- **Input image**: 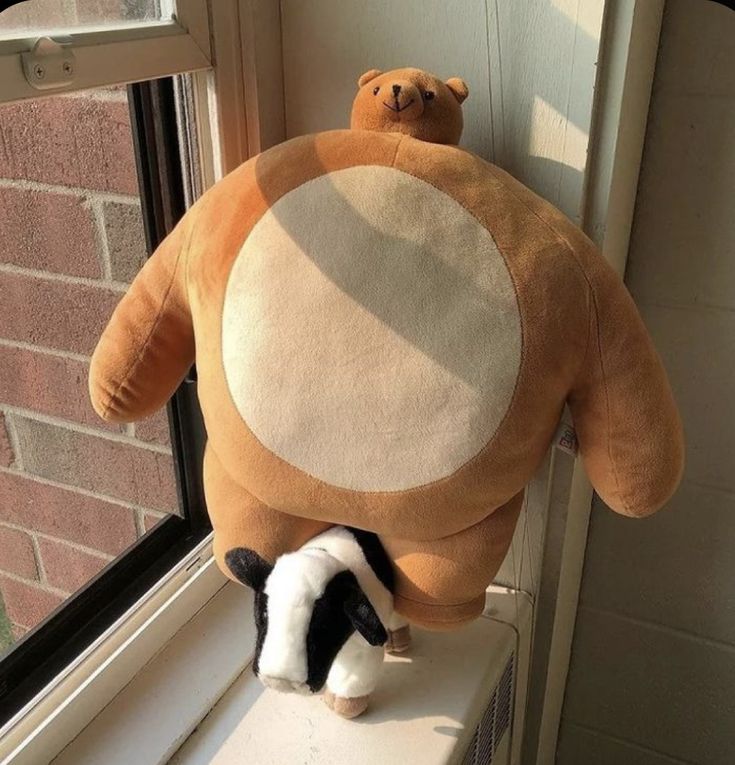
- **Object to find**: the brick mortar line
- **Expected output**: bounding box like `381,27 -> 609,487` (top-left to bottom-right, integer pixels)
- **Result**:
0,568 -> 70,599
2,404 -> 173,455
28,533 -> 48,586
88,198 -> 114,282
0,337 -> 90,363
0,465 -> 178,517
0,261 -> 128,292
0,520 -> 115,562
3,412 -> 24,472
134,508 -> 147,538
142,511 -> 168,535
0,177 -> 140,207
146,510 -> 167,519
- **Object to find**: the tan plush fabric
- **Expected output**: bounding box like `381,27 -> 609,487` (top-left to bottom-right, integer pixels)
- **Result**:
89,216 -> 195,421
351,67 -> 467,145
90,68 -> 684,629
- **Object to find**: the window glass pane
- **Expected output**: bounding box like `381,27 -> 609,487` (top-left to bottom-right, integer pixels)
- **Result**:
0,85 -> 179,657
0,1 -> 169,34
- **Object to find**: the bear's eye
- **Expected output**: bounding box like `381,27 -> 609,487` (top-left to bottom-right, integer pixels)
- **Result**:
423,91 -> 435,101
372,86 -> 380,95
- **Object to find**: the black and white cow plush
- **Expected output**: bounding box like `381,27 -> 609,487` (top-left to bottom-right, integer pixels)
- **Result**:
226,526 -> 411,718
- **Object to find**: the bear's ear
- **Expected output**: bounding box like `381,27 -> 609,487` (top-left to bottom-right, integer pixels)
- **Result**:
358,69 -> 383,88
445,77 -> 469,104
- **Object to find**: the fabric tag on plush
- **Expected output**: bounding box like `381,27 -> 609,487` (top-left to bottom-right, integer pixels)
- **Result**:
554,420 -> 578,457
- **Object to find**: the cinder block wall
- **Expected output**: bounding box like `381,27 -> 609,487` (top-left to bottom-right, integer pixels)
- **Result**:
557,2 -> 735,763
0,88 -> 176,642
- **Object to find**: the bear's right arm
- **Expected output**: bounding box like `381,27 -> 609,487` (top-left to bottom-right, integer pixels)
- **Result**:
89,213 -> 195,423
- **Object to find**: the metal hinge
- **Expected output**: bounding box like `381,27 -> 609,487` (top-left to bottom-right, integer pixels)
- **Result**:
21,36 -> 76,91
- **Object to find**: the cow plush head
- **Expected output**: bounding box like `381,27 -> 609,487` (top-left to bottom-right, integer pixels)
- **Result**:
225,546 -> 387,693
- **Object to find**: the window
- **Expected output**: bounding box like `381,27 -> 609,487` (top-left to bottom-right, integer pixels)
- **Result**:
0,0 -> 256,740
0,72 -> 212,721
0,84 -> 181,643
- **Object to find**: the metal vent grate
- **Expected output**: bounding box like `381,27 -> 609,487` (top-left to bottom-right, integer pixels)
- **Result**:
461,653 -> 515,765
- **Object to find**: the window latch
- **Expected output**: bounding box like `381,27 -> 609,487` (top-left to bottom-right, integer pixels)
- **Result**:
21,36 -> 76,91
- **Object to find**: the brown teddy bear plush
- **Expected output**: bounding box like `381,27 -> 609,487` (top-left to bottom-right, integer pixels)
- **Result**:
90,67 -> 684,631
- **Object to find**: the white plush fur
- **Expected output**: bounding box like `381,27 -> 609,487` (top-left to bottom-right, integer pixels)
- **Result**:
326,633 -> 385,699
302,527 -> 393,625
258,549 -> 343,693
258,527 -> 394,700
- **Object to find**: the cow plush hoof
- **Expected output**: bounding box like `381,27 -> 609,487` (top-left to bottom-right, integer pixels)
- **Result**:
323,689 -> 370,719
386,624 -> 412,654
258,674 -> 311,695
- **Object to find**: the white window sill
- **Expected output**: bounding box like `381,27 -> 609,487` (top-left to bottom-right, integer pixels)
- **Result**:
49,581 -> 532,765
48,566 -> 255,765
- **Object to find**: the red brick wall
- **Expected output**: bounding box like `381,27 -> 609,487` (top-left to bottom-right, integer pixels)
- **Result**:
0,88 -> 177,641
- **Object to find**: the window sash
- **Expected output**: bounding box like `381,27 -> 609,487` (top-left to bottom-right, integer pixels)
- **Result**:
0,0 -> 211,105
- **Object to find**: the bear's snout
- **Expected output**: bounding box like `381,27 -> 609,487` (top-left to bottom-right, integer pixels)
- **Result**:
381,79 -> 423,121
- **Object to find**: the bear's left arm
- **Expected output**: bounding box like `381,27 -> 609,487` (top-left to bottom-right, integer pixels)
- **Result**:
567,237 -> 684,517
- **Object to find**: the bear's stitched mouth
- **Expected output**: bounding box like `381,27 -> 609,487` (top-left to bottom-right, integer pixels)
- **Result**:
382,99 -> 415,113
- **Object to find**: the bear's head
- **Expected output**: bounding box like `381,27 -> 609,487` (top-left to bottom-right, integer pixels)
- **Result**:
350,67 -> 468,145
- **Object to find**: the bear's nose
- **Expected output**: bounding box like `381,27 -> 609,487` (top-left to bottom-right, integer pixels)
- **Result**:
392,84 -> 401,97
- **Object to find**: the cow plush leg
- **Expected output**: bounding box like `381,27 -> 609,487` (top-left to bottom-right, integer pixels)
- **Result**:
381,491 -> 524,630
324,634 -> 385,719
203,445 -> 332,580
385,612 -> 411,654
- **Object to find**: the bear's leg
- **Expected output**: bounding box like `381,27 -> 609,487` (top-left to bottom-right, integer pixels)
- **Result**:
203,445 -> 332,583
381,491 -> 524,630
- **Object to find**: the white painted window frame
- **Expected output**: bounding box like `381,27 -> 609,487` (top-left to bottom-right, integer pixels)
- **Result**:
524,2 -> 667,764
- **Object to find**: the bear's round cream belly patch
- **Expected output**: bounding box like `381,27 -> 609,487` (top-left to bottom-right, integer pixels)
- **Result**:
221,166 -> 521,492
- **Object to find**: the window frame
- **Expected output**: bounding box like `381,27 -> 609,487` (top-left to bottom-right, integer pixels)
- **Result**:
0,0 -> 271,753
